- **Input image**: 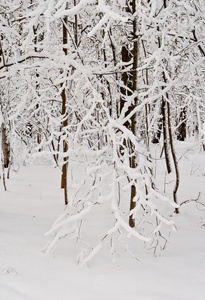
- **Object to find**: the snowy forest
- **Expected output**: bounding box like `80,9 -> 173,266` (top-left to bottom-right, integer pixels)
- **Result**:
0,1 -> 205,299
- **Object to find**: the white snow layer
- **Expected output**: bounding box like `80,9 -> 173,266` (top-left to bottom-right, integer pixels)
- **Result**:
0,142 -> 205,300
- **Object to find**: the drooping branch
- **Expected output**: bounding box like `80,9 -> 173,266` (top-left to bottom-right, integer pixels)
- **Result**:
0,52 -> 48,70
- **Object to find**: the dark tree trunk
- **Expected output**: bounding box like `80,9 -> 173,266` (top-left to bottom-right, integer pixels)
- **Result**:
177,107 -> 186,141
161,95 -> 172,174
152,103 -> 163,144
120,0 -> 138,228
60,15 -> 69,206
1,123 -> 10,168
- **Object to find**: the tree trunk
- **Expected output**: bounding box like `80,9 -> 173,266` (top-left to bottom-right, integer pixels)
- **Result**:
161,95 -> 172,174
177,106 -> 186,141
152,102 -> 163,144
120,1 -> 138,227
32,23 -> 45,149
1,123 -> 10,168
167,100 -> 179,213
0,123 -> 8,191
128,0 -> 138,228
60,14 -> 69,205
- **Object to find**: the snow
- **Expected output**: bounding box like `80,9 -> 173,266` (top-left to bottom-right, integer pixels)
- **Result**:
0,143 -> 205,300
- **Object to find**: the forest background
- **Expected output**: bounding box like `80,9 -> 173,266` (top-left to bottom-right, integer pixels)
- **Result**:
0,1 -> 205,299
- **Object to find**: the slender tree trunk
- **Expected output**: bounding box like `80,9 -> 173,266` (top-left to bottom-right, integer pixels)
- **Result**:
60,14 -> 69,205
158,0 -> 179,212
156,23 -> 172,174
33,24 -> 43,149
74,0 -> 78,46
0,123 -> 8,191
161,95 -> 172,174
128,0 -> 138,228
1,123 -> 10,168
167,100 -> 179,213
161,0 -> 179,210
141,40 -> 150,146
108,28 -> 119,118
0,40 -> 10,172
120,1 -> 138,227
153,1 -> 172,173
177,106 -> 186,141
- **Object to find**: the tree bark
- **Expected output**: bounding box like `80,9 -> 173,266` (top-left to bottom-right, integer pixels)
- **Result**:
167,100 -> 179,213
60,14 -> 69,206
177,106 -> 186,141
120,1 -> 138,227
1,123 -> 10,168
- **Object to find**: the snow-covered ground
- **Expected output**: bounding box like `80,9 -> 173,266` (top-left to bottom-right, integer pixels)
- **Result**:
0,142 -> 205,300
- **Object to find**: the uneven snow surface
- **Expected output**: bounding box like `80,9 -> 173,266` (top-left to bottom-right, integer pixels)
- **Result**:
0,145 -> 205,300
